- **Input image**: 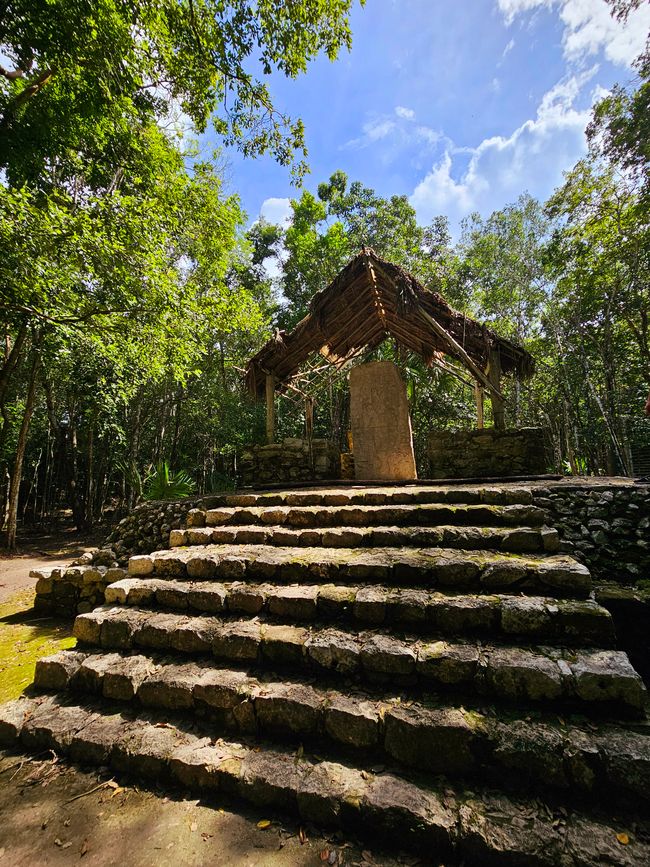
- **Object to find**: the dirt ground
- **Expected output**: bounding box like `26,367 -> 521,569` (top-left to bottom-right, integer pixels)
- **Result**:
0,532 -> 413,867
0,524 -> 107,604
0,752 -> 413,867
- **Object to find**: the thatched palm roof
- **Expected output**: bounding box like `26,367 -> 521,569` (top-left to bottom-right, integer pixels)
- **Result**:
245,249 -> 535,398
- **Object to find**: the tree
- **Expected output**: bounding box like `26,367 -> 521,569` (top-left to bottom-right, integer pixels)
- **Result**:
0,150 -> 256,545
544,158 -> 649,473
587,1 -> 649,200
279,171 -> 430,327
0,0 -> 362,185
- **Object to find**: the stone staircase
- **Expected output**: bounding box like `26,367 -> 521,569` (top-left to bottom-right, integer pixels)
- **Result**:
2,484 -> 650,865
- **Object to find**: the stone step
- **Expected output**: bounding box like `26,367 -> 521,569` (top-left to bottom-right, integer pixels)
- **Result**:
171,523 -> 560,554
199,484 -> 537,509
1,695 -> 647,866
72,607 -> 647,713
129,545 -> 592,598
195,502 -> 549,530
33,649 -> 650,806
104,577 -> 615,647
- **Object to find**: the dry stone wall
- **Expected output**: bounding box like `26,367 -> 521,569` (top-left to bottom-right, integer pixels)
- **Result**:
532,483 -> 650,581
239,438 -> 340,486
428,427 -> 550,478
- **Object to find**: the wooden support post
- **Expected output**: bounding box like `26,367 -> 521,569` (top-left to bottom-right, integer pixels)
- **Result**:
265,374 -> 275,444
488,349 -> 505,430
474,382 -> 484,429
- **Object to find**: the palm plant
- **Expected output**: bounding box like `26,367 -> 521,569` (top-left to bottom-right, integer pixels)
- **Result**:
143,460 -> 195,500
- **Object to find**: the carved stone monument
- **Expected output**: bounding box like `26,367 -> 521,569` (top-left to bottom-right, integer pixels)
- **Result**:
349,360 -> 417,481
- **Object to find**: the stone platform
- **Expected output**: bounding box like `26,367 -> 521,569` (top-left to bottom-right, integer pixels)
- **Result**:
4,484 -> 650,865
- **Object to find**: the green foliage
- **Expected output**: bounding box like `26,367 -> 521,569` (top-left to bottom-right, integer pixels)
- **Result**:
279,172 -> 433,327
0,0 -> 362,185
143,461 -> 196,501
458,194 -> 550,343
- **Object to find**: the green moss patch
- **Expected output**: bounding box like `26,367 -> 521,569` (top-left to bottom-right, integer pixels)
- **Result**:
0,589 -> 75,703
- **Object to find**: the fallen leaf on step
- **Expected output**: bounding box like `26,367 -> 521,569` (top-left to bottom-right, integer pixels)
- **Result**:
80,839 -> 89,857
299,827 -> 307,844
257,820 -> 271,830
320,850 -> 331,861
616,833 -> 629,845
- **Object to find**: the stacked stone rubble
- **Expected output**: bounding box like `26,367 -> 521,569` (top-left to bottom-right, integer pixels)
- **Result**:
7,484 -> 650,865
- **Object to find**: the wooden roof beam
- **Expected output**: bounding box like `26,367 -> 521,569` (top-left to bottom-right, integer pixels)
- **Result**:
416,307 -> 504,400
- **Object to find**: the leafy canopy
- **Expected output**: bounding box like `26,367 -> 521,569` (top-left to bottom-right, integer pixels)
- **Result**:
0,0 -> 361,185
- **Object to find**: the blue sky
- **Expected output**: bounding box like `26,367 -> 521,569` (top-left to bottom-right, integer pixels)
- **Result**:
214,0 -> 648,235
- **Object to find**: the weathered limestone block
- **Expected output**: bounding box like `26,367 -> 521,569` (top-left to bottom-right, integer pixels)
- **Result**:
193,668 -> 252,711
349,361 -> 416,481
323,695 -> 379,749
254,683 -> 322,735
34,650 -> 87,690
361,634 -> 416,677
481,648 -> 563,701
268,585 -> 319,620
187,583 -> 227,613
306,629 -> 360,674
212,622 -> 261,662
69,713 -> 129,765
0,699 -> 30,746
239,438 -> 340,487
128,555 -> 154,575
260,624 -> 308,666
103,655 -> 153,701
383,706 -> 477,774
296,761 -> 357,825
417,641 -> 479,685
227,582 -> 267,614
137,662 -> 197,709
571,650 -> 647,710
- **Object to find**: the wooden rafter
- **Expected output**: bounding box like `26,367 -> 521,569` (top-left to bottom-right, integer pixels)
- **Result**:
244,249 -> 534,400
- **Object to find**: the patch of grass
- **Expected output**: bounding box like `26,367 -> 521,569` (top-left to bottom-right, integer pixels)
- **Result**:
0,590 -> 75,703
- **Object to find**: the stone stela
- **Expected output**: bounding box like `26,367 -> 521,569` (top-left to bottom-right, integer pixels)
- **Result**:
349,360 -> 417,481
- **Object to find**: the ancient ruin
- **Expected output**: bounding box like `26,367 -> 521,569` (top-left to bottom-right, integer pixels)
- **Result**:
244,249 -> 543,483
1,253 -> 649,865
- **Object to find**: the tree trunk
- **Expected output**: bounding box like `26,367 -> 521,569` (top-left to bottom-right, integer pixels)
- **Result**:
0,323 -> 28,407
85,419 -> 95,528
173,386 -> 184,467
6,344 -> 39,550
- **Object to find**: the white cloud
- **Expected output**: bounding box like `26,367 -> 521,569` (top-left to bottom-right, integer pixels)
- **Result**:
344,118 -> 397,149
259,197 -> 292,227
491,77 -> 502,93
410,71 -> 595,227
496,0 -> 650,67
343,112 -> 441,152
497,0 -> 550,26
560,0 -> 650,66
416,125 -> 442,146
502,37 -> 516,57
